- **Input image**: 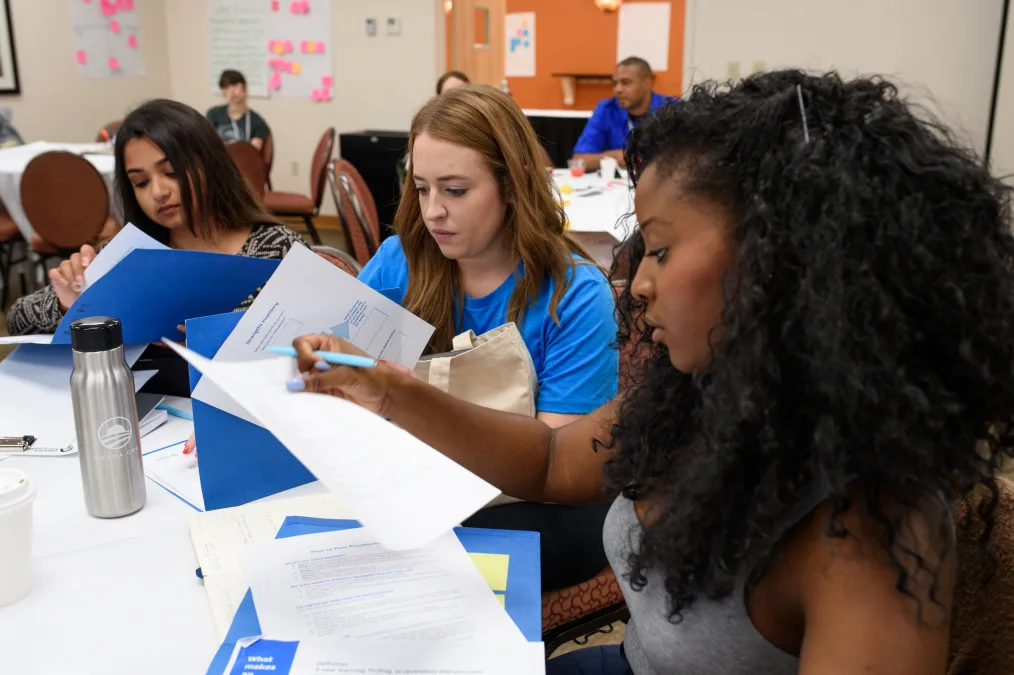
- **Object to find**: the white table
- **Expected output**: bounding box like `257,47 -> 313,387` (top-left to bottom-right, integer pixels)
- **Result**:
0,413 -> 339,674
0,142 -> 118,241
554,169 -> 634,267
0,419 -> 221,675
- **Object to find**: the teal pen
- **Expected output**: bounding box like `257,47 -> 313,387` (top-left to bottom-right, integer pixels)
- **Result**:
267,345 -> 378,368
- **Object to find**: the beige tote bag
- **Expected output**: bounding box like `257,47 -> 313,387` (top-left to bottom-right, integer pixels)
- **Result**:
414,323 -> 538,507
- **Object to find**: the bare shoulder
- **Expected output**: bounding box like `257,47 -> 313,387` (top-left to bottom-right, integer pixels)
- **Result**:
787,486 -> 955,674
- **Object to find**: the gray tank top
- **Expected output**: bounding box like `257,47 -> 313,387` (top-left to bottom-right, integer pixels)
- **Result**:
604,492 -> 825,675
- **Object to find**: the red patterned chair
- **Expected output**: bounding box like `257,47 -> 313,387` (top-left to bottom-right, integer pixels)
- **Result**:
542,568 -> 629,655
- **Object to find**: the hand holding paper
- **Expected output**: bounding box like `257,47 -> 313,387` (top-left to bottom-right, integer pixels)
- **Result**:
165,342 -> 499,550
49,244 -> 96,312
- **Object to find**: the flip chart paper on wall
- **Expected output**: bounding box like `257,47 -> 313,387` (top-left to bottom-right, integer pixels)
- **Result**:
505,13 -> 536,78
208,0 -> 269,97
68,0 -> 144,78
265,0 -> 332,98
616,1 -> 671,73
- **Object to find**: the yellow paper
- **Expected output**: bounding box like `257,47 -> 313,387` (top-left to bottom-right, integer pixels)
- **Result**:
495,593 -> 506,607
468,552 -> 509,592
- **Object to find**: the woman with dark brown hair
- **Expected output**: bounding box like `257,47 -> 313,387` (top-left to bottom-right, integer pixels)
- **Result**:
7,99 -> 304,336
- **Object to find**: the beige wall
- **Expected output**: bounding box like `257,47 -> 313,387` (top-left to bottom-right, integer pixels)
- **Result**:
988,6 -> 1014,182
682,0 -> 1005,157
2,0 -> 172,143
165,0 -> 443,213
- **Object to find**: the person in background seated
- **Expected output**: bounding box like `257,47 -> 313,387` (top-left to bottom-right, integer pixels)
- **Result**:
572,56 -> 675,171
0,112 -> 24,149
291,71 -> 1014,674
353,85 -> 619,591
206,69 -> 269,151
436,69 -> 470,94
7,99 -> 304,338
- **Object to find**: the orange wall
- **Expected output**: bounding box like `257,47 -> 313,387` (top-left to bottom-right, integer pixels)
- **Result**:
505,0 -> 684,110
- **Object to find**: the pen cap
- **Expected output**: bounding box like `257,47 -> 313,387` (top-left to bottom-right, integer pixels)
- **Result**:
70,316 -> 123,353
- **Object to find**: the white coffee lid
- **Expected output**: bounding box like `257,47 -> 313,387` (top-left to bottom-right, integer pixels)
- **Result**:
0,468 -> 35,511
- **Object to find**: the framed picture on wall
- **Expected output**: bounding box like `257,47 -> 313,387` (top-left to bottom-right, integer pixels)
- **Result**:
0,0 -> 18,95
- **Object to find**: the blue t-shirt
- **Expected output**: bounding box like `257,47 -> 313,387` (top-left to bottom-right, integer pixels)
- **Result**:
572,92 -> 676,155
359,237 -> 619,415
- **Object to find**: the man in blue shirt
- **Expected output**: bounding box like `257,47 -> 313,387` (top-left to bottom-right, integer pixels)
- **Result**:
571,56 -> 675,170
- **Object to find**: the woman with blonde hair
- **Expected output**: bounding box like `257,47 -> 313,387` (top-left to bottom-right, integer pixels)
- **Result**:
353,84 -> 619,589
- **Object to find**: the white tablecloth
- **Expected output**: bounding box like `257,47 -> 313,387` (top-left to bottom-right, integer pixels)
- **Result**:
0,412 -> 339,674
0,142 -> 117,241
0,418 -> 219,674
554,169 -> 634,267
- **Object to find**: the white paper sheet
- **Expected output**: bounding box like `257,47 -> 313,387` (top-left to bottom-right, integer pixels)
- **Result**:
144,442 -> 205,511
208,0 -> 269,98
168,343 -> 500,551
192,244 -> 434,427
616,2 -> 671,72
83,223 -> 168,290
0,344 -> 149,456
189,493 -> 353,638
223,637 -> 546,675
140,408 -> 194,455
245,528 -> 524,644
505,13 -> 536,78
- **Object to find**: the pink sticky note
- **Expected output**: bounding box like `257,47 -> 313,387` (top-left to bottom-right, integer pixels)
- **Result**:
317,42 -> 325,54
322,88 -> 332,101
127,35 -> 138,48
271,0 -> 279,10
283,40 -> 292,52
310,89 -> 320,101
101,4 -> 116,16
109,20 -> 121,33
75,50 -> 87,65
119,0 -> 134,8
321,75 -> 332,88
269,72 -> 282,90
289,1 -> 299,12
108,57 -> 120,70
300,40 -> 308,53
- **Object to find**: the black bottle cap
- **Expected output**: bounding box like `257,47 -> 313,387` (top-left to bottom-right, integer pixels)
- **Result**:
70,316 -> 124,353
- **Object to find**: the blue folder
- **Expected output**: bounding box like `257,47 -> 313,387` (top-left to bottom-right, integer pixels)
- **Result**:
185,287 -> 407,511
52,248 -> 279,344
186,311 -> 315,511
206,518 -> 541,675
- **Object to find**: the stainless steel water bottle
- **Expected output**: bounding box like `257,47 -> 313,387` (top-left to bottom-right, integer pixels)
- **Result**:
69,316 -> 146,518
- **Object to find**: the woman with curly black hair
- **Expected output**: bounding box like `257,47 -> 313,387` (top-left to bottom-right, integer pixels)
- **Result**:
289,70 -> 1014,674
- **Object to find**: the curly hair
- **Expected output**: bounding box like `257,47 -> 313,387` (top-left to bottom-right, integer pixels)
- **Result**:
603,70 -> 1014,621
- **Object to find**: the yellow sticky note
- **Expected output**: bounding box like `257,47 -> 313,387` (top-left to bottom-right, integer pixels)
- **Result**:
469,552 -> 509,592
495,593 -> 506,607
292,62 -> 302,75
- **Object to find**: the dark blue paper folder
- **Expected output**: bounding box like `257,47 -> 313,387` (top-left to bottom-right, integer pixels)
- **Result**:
186,311 -> 315,511
53,248 -> 279,344
205,518 -> 541,675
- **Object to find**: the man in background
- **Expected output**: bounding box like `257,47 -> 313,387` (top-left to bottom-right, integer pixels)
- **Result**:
206,70 -> 269,150
571,57 -> 675,170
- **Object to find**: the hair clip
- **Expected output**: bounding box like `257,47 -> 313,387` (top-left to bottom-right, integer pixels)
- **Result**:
796,84 -> 811,144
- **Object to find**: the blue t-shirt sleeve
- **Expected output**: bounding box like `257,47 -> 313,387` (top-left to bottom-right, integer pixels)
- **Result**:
536,263 -> 619,414
357,237 -> 409,305
572,101 -> 611,155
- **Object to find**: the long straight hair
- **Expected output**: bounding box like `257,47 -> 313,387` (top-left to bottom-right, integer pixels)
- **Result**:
397,85 -> 596,353
113,99 -> 281,245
